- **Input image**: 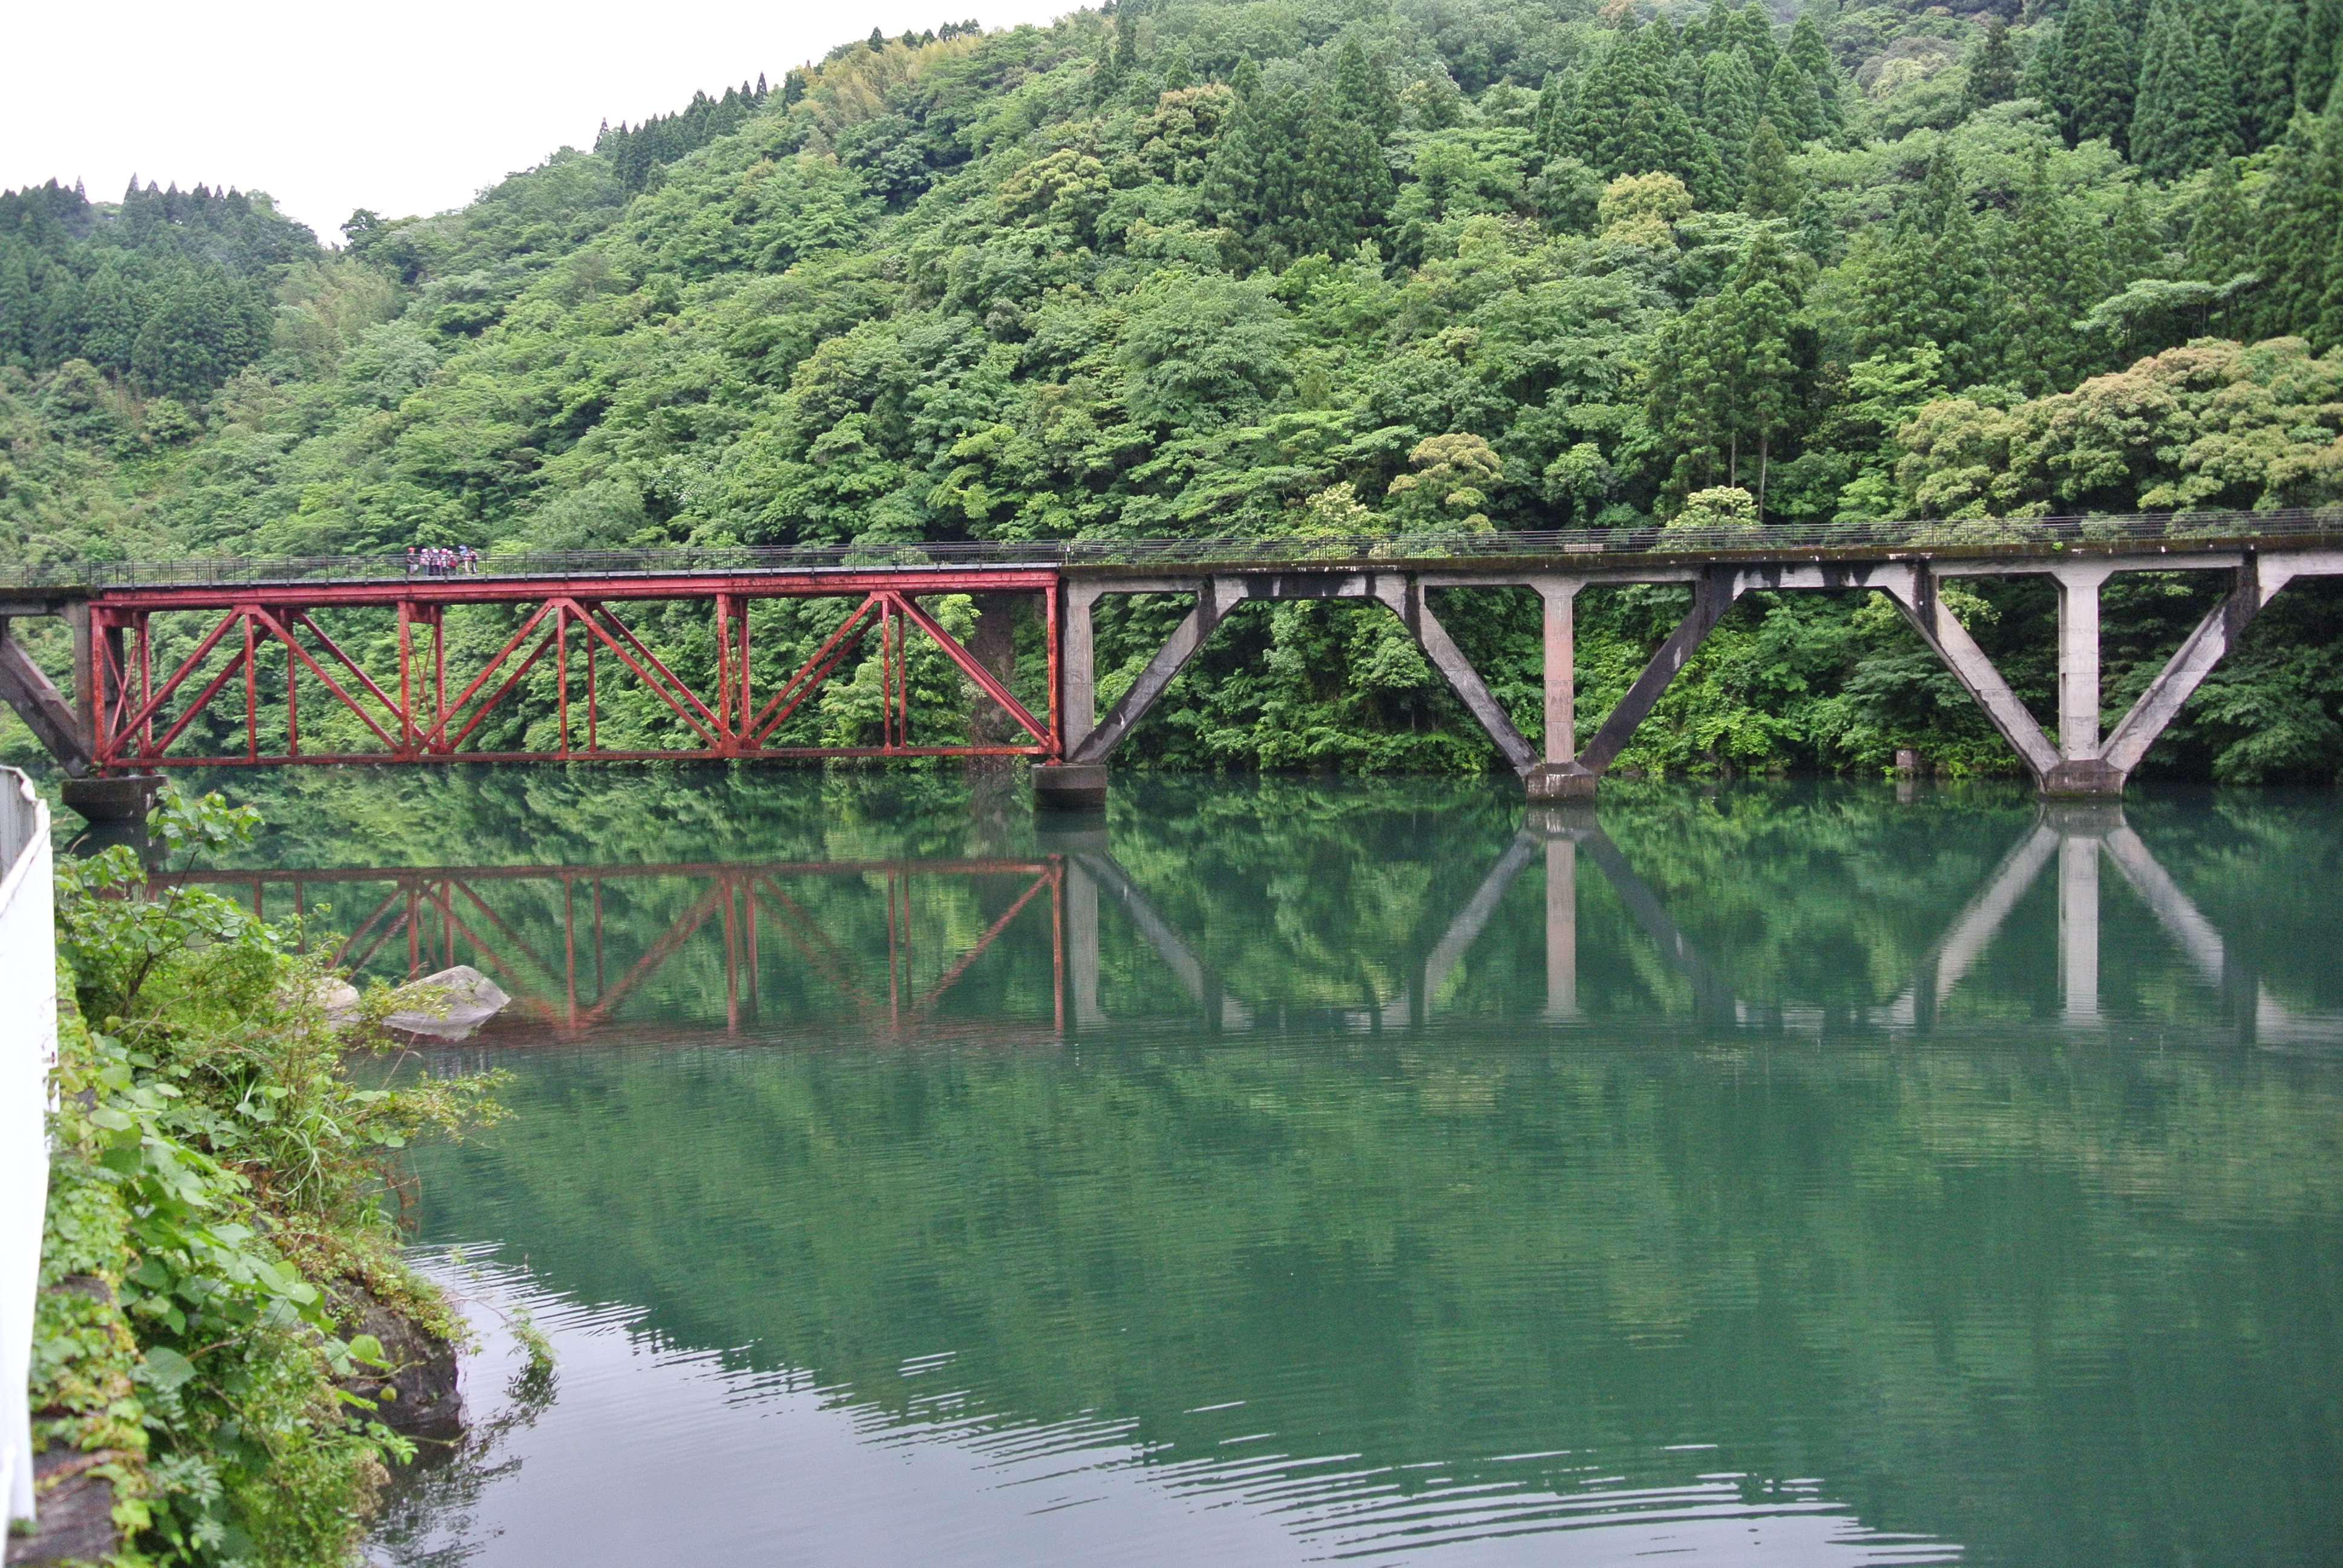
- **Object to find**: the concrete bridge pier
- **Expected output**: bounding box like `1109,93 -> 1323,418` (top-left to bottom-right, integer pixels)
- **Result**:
2045,566 -> 2123,799
1034,581 -> 1110,809
1032,762 -> 1109,811
1523,578 -> 1599,801
1883,554 -> 2343,800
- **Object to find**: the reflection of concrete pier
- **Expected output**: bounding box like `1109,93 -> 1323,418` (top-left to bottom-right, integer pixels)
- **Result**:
1362,798 -> 2329,1039
1044,807 -> 1744,1033
1878,802 -> 2336,1039
2060,826 -> 2100,1021
1040,817 -> 1253,1033
1545,834 -> 1577,1022
1414,832 -> 1542,1027
1524,806 -> 1740,1026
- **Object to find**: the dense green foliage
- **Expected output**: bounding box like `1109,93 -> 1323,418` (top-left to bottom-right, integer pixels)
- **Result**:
0,181 -> 313,400
7,0 -> 2343,780
31,790 -> 502,1565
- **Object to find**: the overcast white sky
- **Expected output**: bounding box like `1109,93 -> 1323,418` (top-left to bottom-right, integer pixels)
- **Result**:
4,0 -> 1079,239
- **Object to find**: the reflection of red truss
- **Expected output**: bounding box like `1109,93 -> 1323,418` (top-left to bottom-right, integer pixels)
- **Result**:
176,858 -> 1066,1039
88,570 -> 1061,766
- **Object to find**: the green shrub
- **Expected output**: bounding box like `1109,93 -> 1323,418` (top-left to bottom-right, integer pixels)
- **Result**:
34,787 -> 505,1566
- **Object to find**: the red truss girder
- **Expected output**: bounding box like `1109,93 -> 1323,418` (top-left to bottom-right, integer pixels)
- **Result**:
174,859 -> 1067,1039
87,573 -> 1063,769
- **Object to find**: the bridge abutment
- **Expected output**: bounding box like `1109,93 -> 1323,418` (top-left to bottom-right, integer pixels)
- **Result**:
2037,759 -> 2129,799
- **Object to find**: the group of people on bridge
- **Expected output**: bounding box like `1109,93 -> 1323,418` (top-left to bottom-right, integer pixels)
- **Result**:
406,544 -> 480,577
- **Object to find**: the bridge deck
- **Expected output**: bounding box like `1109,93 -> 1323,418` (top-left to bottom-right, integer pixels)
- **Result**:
1,509 -> 2339,609
4,510 -> 2342,795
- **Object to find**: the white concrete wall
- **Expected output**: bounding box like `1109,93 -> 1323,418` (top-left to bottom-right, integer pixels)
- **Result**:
0,768 -> 55,1530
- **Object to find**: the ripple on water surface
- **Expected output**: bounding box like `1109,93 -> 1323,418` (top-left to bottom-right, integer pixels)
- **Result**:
372,1254 -> 1962,1567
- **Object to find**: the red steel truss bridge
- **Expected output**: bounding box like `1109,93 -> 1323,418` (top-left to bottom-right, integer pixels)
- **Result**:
10,563 -> 1063,772
5,507 -> 2343,801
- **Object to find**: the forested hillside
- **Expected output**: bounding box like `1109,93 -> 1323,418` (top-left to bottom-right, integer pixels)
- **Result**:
6,0 -> 2343,782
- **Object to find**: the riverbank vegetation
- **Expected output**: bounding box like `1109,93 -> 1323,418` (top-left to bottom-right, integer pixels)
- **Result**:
28,788 -> 503,1564
5,0 -> 2343,781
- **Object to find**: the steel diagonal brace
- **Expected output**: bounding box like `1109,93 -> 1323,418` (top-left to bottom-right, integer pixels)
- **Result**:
246,607 -> 399,750
569,601 -> 723,748
288,611 -> 410,734
431,600 -> 559,750
96,619 -> 133,738
750,596 -> 879,745
888,592 -> 1054,747
447,622 -> 562,752
1071,578 -> 1244,766
110,605 -> 244,751
145,631 -> 256,762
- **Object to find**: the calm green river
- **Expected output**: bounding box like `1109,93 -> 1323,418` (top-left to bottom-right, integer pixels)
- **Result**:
168,769 -> 2343,1566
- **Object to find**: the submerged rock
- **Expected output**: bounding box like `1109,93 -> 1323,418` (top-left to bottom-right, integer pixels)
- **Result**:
336,1282 -> 464,1440
384,965 -> 510,1040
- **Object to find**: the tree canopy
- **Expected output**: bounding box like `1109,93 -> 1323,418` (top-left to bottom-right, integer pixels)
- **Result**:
5,0 -> 2343,784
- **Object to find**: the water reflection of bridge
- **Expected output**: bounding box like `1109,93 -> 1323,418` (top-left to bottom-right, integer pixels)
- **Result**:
180,806 -> 2333,1045
181,858 -> 1070,1042
1869,804 -> 2340,1042
1060,805 -> 2339,1042
1547,803 -> 2337,1041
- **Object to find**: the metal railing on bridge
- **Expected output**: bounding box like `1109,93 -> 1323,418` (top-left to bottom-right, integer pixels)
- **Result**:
7,508 -> 2343,592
